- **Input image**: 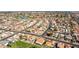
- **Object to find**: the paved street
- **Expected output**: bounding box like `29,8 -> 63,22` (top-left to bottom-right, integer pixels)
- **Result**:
0,11 -> 79,48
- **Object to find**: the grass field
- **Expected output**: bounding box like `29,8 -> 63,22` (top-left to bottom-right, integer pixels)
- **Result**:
9,40 -> 41,48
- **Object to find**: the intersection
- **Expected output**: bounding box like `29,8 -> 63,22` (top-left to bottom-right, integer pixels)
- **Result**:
0,11 -> 79,48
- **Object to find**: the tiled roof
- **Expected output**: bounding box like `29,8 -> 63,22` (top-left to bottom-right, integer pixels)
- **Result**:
36,38 -> 45,45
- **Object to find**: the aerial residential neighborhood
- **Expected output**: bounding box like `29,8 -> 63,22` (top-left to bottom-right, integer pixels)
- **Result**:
0,11 -> 79,48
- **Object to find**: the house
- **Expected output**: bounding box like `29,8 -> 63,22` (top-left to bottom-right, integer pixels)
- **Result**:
74,26 -> 79,41
52,40 -> 56,46
19,34 -> 27,40
66,34 -> 72,40
76,35 -> 79,41
27,35 -> 36,44
36,38 -> 45,45
0,40 -> 10,46
57,42 -> 65,48
45,40 -> 52,47
65,44 -> 71,48
0,44 -> 6,48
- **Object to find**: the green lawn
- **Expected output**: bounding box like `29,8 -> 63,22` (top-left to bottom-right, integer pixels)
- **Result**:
9,40 -> 41,48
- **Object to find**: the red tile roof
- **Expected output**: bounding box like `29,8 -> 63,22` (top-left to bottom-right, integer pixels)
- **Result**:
36,38 -> 45,45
